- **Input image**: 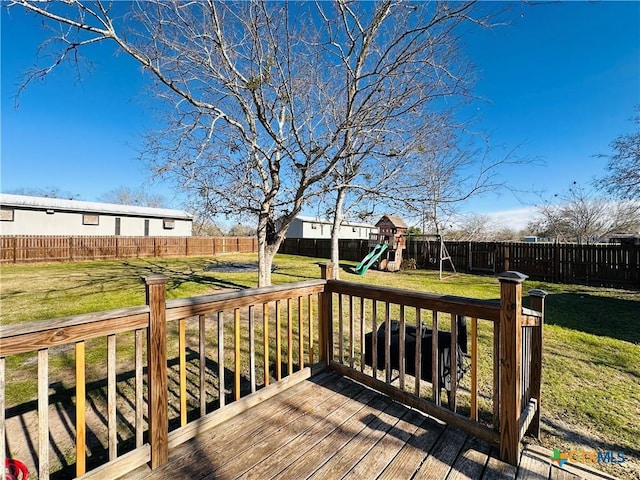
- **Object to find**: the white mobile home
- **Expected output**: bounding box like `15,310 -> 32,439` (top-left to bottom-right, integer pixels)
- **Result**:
0,194 -> 193,236
286,216 -> 377,240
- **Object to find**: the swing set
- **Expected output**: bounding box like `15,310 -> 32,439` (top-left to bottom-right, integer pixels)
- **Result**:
407,234 -> 456,280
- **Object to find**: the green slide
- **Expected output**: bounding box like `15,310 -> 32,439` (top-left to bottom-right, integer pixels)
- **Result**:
355,243 -> 389,275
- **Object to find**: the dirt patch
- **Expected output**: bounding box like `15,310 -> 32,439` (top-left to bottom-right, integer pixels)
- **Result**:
203,262 -> 277,273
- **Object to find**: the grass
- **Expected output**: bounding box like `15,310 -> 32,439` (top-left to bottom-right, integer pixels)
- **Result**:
1,254 -> 638,479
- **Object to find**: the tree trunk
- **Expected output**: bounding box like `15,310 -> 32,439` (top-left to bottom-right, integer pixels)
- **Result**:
256,213 -> 281,287
330,189 -> 347,280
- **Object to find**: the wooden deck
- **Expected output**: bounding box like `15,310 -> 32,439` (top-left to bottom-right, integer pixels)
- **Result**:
126,373 -> 614,480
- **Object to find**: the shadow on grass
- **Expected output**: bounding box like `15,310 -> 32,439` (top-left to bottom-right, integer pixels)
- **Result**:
541,292 -> 640,345
542,416 -> 640,467
128,260 -> 251,291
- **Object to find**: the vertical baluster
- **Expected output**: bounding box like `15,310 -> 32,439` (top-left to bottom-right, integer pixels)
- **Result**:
263,303 -> 270,386
179,318 -> 187,426
359,297 -> 365,373
338,294 -> 344,364
493,318 -> 500,429
287,298 -> 293,375
399,305 -> 406,390
249,306 -> 256,393
385,302 -> 391,384
0,357 -> 5,480
235,308 -> 241,401
415,308 -> 422,396
372,301 -> 378,380
107,334 -> 117,459
432,311 -> 440,405
298,297 -> 304,370
449,314 -> 458,411
38,349 -> 49,479
76,340 -> 86,476
218,312 -> 225,408
276,300 -> 282,381
349,295 -> 355,369
135,329 -> 143,447
471,317 -> 478,421
199,315 -> 207,416
308,295 -> 314,366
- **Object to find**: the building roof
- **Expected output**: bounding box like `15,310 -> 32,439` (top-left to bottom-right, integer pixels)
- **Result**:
0,194 -> 193,220
295,215 -> 376,229
376,214 -> 407,229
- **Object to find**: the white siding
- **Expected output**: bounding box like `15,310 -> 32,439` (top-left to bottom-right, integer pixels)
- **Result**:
286,217 -> 376,239
0,209 -> 192,236
0,194 -> 193,237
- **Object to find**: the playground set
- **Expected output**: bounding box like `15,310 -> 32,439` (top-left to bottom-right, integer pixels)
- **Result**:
355,214 -> 455,279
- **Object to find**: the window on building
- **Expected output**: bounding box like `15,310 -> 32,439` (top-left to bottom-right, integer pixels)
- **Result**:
115,218 -> 121,236
0,209 -> 14,222
144,219 -> 150,236
83,214 -> 99,225
163,219 -> 175,230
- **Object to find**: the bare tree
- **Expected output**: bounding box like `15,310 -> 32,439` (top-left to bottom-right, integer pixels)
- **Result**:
6,186 -> 79,200
228,224 -> 256,237
10,0 -> 492,285
446,213 -> 496,241
529,183 -> 640,244
98,186 -> 165,208
597,108 -> 640,200
191,219 -> 224,237
405,127 -> 526,236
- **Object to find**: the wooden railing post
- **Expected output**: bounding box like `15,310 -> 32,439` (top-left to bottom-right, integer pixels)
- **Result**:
527,288 -> 547,439
498,271 -> 527,466
143,274 -> 169,469
318,264 -> 334,366
319,262 -> 335,281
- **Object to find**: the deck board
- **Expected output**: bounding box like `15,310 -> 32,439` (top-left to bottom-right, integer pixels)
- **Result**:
128,373 -> 618,480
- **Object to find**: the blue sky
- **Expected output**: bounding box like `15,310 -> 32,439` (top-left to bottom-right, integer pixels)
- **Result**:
2,1 -> 639,229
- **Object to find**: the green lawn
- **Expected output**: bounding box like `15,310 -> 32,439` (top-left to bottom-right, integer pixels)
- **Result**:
1,254 -> 638,479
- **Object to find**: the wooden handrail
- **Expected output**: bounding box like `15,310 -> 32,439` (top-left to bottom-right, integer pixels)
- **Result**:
165,280 -> 326,321
0,306 -> 150,356
325,280 -> 500,321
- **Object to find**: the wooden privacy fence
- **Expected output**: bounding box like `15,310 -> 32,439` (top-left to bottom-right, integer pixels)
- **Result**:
280,238 -> 640,289
0,267 -> 543,479
0,236 -> 258,263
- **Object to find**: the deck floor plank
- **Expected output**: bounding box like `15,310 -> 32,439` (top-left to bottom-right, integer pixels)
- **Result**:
240,384 -> 379,480
127,373 -> 617,480
211,378 -> 367,479
481,447 -> 518,480
272,394 -> 394,479
376,414 -> 446,480
305,399 -> 409,480
518,450 -> 552,480
139,373 -> 339,480
413,424 -> 469,478
448,435 -> 493,480
342,408 -> 431,479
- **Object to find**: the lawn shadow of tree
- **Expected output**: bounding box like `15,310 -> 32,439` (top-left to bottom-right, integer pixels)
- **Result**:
538,292 -> 640,345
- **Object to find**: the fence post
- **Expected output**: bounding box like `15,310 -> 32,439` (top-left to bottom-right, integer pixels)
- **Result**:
553,242 -> 560,283
527,288 -> 547,439
143,274 -> 169,469
503,244 -> 510,272
498,271 -> 527,466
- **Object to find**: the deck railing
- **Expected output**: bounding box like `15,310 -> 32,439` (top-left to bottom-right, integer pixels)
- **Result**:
0,267 -> 544,479
321,266 -> 546,466
0,277 -> 326,480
